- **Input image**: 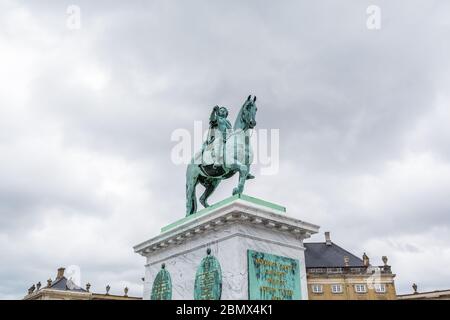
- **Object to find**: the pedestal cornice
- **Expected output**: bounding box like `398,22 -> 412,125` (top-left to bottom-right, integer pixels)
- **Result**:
134,194 -> 319,256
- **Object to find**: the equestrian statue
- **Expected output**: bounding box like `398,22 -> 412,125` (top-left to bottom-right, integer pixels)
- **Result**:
186,95 -> 258,216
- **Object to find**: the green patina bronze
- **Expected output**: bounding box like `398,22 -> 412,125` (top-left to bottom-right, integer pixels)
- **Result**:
151,263 -> 172,300
247,250 -> 301,300
186,95 -> 258,216
194,248 -> 222,300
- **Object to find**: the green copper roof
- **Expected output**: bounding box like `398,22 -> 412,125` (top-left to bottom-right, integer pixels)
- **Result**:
160,194 -> 286,233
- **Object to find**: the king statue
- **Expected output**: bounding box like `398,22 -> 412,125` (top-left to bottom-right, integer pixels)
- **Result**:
186,95 -> 258,216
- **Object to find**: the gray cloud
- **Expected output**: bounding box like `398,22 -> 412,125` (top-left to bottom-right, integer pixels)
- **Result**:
1,0 -> 449,298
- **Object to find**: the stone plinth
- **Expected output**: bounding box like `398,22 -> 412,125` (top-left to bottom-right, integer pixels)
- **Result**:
134,194 -> 319,300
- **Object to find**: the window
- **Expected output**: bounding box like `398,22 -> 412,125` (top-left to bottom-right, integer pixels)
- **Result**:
354,284 -> 367,293
327,268 -> 343,274
308,268 -> 325,274
374,283 -> 386,293
331,284 -> 343,293
311,284 -> 323,293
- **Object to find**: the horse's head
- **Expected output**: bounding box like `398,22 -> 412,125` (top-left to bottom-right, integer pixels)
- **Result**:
235,95 -> 258,130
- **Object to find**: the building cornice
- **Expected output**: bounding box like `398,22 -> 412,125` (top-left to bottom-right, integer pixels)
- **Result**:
397,289 -> 450,300
23,288 -> 91,300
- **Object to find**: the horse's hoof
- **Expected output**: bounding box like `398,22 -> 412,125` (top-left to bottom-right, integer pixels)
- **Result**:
232,188 -> 240,195
199,197 -> 209,208
246,173 -> 255,180
200,201 -> 209,208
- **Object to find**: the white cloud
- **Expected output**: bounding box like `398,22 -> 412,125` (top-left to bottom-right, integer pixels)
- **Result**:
363,226 -> 450,293
1,0 -> 449,299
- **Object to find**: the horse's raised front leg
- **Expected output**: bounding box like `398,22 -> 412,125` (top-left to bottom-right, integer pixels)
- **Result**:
232,164 -> 249,196
246,165 -> 254,180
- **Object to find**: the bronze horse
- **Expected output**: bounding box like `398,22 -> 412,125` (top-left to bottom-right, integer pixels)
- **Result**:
185,95 -> 258,216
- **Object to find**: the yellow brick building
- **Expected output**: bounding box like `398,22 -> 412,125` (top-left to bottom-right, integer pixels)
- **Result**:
304,232 -> 397,300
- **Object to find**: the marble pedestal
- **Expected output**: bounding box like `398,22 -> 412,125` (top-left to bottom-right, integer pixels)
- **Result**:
134,194 -> 319,300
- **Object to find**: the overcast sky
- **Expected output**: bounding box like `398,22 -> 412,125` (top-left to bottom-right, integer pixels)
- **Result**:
1,0 -> 449,299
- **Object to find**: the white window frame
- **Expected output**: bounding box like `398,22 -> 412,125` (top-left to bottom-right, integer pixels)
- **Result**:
331,284 -> 343,294
354,284 -> 367,293
311,284 -> 323,293
374,283 -> 386,293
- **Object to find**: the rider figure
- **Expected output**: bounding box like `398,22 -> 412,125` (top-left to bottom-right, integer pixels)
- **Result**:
208,106 -> 231,168
206,106 -> 254,179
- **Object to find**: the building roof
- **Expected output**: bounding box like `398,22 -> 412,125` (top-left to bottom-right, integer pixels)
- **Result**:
304,242 -> 364,268
24,267 -> 143,300
47,277 -> 87,292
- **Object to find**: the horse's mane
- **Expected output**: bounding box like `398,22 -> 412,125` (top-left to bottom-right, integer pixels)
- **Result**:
233,100 -> 248,130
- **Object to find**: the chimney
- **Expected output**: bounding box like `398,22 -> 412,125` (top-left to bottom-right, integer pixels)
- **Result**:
56,267 -> 65,280
325,231 -> 332,246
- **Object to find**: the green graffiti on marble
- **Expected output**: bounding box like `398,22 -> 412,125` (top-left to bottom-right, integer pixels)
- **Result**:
151,264 -> 172,300
247,250 -> 301,300
194,248 -> 222,300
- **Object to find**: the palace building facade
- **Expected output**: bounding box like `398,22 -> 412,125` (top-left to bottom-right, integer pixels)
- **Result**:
304,232 -> 397,300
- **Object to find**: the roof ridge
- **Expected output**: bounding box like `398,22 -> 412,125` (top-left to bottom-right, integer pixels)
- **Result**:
330,242 -> 364,262
305,241 -> 363,261
304,241 -> 365,268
